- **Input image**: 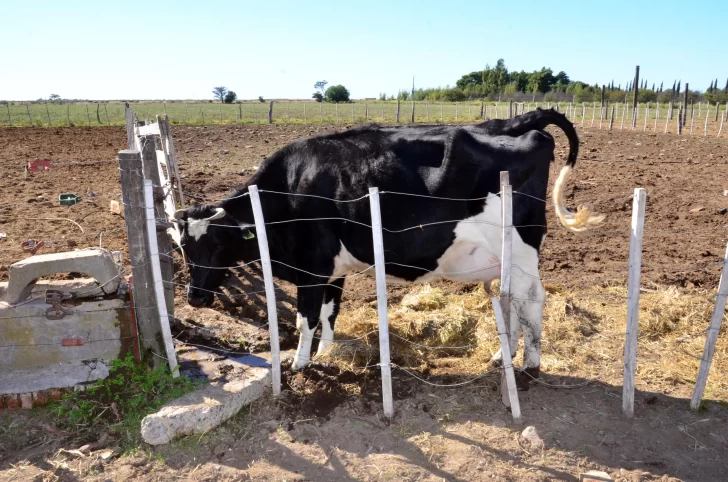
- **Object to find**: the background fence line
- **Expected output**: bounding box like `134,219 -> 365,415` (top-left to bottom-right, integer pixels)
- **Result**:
3,100 -> 728,136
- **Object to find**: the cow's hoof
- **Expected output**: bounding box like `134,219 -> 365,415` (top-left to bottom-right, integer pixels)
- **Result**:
515,367 -> 540,391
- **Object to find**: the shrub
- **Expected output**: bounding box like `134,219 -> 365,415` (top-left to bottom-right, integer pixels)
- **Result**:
325,85 -> 350,103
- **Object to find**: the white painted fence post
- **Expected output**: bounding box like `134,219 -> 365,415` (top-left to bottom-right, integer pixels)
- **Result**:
718,113 -> 725,137
143,179 -> 179,377
500,172 -> 513,342
690,241 -> 728,410
704,105 -> 709,136
654,103 -> 659,132
248,185 -> 282,395
622,188 -> 647,417
368,187 -> 395,418
620,103 -> 626,130
492,296 -> 522,423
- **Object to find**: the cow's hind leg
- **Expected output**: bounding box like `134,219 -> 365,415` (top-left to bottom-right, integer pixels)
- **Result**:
510,270 -> 545,390
315,278 -> 345,357
293,285 -> 325,370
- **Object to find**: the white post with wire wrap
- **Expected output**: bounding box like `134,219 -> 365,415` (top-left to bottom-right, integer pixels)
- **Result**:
368,187 -> 395,418
622,187 -> 647,417
248,185 -> 282,396
499,172 -> 513,339
143,179 -> 179,377
491,296 -> 521,423
691,241 -> 728,410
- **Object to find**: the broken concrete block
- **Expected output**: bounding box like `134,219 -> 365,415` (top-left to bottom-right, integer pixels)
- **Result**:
5,248 -> 120,304
109,199 -> 124,218
141,365 -> 271,445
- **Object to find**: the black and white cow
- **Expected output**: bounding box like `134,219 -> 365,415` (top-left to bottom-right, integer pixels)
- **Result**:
172,108 -> 604,385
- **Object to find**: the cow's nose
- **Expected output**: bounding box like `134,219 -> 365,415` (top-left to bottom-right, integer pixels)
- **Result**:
187,295 -> 207,308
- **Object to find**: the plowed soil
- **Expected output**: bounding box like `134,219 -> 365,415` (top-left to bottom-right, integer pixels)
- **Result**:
1,124 -> 728,481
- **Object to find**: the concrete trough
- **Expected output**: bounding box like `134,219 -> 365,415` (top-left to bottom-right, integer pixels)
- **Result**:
0,249 -> 136,404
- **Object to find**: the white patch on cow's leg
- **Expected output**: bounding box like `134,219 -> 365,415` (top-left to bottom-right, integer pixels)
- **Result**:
315,299 -> 335,357
519,279 -> 545,371
293,313 -> 317,370
510,231 -> 545,372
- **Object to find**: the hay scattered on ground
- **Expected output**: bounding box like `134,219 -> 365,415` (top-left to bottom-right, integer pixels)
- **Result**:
318,281 -> 727,401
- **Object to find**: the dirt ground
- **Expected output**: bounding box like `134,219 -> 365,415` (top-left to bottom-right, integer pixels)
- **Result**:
1,123 -> 728,481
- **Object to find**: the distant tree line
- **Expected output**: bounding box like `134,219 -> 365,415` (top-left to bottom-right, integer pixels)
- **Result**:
382,59 -> 728,104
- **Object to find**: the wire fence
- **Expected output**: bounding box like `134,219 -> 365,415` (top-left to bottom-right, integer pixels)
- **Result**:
3,108 -> 727,420
2,100 -> 727,137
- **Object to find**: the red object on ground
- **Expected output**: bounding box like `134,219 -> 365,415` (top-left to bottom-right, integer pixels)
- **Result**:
21,239 -> 44,254
27,159 -> 53,172
61,338 -> 85,347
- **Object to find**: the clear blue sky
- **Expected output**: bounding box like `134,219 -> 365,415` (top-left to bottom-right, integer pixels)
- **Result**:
1,0 -> 725,101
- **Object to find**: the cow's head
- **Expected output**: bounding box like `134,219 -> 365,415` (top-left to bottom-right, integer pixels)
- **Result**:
173,205 -> 256,308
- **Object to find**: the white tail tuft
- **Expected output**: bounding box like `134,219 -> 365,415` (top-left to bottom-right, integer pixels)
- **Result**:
552,165 -> 605,232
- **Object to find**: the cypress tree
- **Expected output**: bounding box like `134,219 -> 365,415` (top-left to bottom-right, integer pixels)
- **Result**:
660,81 -> 663,93
672,80 -> 676,95
724,77 -> 728,93
652,83 -> 655,91
677,80 -> 681,94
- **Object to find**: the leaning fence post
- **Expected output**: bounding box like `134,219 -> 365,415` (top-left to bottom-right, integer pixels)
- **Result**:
118,150 -> 168,369
248,185 -> 282,396
623,187 -> 647,417
609,105 -> 615,130
143,179 -> 179,377
718,112 -> 725,137
368,187 -> 395,418
492,296 -> 522,423
690,241 -> 728,410
499,172 -> 513,340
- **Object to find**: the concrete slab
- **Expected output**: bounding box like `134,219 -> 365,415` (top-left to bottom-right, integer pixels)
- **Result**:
0,360 -> 110,395
5,248 -> 120,305
140,349 -> 293,445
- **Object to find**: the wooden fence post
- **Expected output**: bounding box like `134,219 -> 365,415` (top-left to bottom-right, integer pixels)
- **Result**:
492,297 -> 522,423
643,104 -> 649,131
632,65 -> 639,129
45,103 -> 51,127
6,103 -> 11,127
104,104 -> 110,127
143,179 -> 179,376
248,185 -> 282,396
139,134 -> 175,317
85,104 -> 90,127
683,83 -> 689,126
335,102 -> 339,124
690,241 -> 728,410
125,103 -> 135,150
456,102 -> 459,121
623,188 -> 647,417
677,108 -> 682,135
396,99 -> 400,123
509,100 -> 513,119
716,101 -> 720,122
411,101 -> 415,123
268,101 -> 273,124
118,150 -> 168,369
609,105 -> 615,130
654,103 -> 659,132
26,104 -> 32,126
704,104 -> 709,136
368,187 -> 395,418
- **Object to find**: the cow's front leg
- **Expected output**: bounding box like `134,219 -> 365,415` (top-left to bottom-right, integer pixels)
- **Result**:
292,285 -> 325,370
315,278 -> 345,357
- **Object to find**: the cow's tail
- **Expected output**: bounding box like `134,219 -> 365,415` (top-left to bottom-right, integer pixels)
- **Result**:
495,107 -> 605,232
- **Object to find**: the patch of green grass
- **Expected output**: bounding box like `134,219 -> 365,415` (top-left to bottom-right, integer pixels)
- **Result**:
51,354 -> 201,447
